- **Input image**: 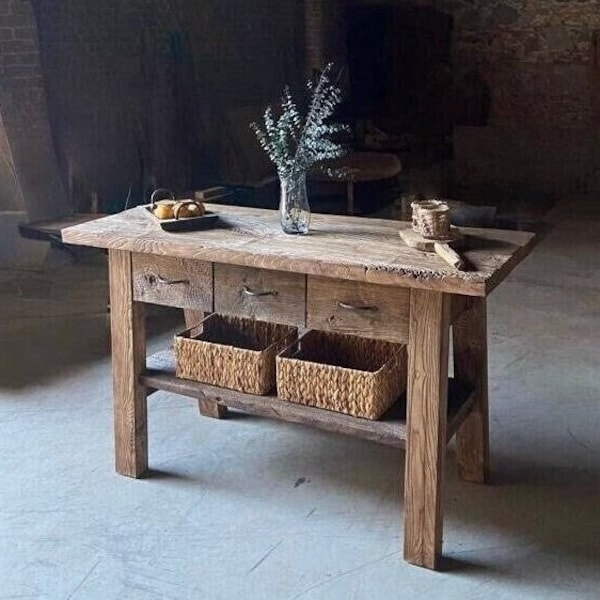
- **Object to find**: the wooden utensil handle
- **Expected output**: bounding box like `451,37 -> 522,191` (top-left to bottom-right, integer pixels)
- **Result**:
434,243 -> 465,270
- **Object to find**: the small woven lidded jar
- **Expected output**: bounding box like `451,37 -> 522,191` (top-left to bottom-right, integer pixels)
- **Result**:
411,199 -> 451,239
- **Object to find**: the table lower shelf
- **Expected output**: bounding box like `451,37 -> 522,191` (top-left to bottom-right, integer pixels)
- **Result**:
142,350 -> 475,449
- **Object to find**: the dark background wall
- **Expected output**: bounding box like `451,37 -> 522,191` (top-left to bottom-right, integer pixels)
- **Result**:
0,0 -> 67,218
360,0 -> 600,194
1,0 -> 599,216
32,0 -> 304,211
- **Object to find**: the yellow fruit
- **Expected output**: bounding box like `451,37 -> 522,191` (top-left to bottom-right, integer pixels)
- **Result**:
174,201 -> 205,219
153,202 -> 174,220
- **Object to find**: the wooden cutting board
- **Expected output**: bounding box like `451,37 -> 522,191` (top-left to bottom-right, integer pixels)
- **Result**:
399,227 -> 466,270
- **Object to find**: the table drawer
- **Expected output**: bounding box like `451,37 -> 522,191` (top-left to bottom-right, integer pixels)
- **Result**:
132,254 -> 213,310
214,264 -> 305,326
307,276 -> 410,343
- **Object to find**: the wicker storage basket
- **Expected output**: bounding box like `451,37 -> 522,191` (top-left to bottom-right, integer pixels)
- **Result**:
276,330 -> 407,420
175,314 -> 296,395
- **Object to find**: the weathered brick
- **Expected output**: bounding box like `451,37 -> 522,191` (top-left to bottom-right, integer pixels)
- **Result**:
0,52 -> 17,64
1,63 -> 39,78
1,73 -> 42,88
0,38 -> 36,52
1,13 -> 30,27
13,26 -> 35,40
14,51 -> 37,65
0,26 -> 13,40
9,0 -> 33,15
0,0 -> 595,204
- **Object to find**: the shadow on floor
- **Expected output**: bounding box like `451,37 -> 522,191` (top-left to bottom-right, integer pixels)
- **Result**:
0,307 -> 183,390
142,413 -> 599,585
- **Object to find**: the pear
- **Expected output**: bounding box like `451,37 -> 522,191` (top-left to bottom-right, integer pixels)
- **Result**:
153,201 -> 175,220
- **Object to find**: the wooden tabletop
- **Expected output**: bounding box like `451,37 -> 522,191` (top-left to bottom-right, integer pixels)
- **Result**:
61,204 -> 536,296
19,213 -> 106,241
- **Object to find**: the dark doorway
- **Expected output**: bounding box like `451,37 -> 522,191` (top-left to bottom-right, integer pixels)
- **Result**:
346,4 -> 454,136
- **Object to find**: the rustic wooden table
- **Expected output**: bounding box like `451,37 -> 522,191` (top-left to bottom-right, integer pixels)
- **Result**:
62,205 -> 535,570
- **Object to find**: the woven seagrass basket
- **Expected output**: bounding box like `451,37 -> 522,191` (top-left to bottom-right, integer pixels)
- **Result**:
276,330 -> 407,420
175,314 -> 297,395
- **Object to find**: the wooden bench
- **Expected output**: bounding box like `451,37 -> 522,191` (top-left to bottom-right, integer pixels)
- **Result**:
19,213 -> 107,259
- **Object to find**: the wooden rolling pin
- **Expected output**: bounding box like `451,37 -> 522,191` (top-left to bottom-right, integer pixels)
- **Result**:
399,227 -> 466,271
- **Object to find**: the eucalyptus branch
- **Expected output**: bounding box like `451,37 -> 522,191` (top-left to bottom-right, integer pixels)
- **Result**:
250,62 -> 349,180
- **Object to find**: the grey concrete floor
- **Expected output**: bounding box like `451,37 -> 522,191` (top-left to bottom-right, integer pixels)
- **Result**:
0,196 -> 598,600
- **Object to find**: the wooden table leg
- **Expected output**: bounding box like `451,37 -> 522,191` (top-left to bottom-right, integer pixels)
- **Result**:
347,181 -> 355,215
109,249 -> 148,478
198,396 -> 228,419
404,289 -> 451,569
183,309 -> 229,420
453,297 -> 490,483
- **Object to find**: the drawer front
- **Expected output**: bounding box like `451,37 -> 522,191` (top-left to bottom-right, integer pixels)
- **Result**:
307,276 -> 410,343
132,254 -> 213,310
214,264 -> 305,326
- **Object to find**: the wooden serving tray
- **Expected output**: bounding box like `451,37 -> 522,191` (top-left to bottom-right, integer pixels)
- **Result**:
143,205 -> 219,232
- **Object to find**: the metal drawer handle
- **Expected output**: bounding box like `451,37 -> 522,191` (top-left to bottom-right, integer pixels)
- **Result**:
242,285 -> 278,298
148,274 -> 190,286
337,300 -> 378,313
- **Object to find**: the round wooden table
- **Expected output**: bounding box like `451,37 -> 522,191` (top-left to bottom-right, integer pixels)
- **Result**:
311,151 -> 402,214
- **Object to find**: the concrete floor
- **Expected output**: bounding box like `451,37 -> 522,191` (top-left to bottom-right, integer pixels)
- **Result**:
0,196 -> 598,600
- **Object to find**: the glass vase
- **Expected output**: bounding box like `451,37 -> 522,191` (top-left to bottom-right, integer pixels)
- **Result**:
279,172 -> 310,234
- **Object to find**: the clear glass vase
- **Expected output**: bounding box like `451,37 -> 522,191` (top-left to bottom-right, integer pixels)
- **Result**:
279,172 -> 310,234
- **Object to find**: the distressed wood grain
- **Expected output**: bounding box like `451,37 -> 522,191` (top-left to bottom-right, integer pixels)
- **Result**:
198,397 -> 229,419
214,264 -> 306,326
143,352 -> 474,457
70,205 -> 532,571
307,276 -> 410,343
109,249 -> 148,478
453,297 -> 490,483
451,294 -> 473,323
62,205 -> 536,297
132,253 -> 213,310
404,289 -> 451,569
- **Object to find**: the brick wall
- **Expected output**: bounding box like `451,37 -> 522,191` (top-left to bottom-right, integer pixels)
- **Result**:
442,0 -> 600,193
0,0 -> 67,218
356,0 -> 600,194
6,0 -> 597,216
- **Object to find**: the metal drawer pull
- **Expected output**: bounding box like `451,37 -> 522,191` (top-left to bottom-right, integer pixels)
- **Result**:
337,301 -> 378,312
242,285 -> 278,297
149,274 -> 190,285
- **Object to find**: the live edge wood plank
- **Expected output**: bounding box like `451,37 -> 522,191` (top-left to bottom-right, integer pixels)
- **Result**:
109,249 -> 148,478
62,205 -> 536,297
142,350 -> 474,449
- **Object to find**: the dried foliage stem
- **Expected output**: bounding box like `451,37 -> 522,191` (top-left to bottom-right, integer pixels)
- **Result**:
251,63 -> 348,181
